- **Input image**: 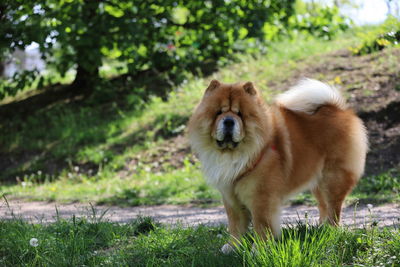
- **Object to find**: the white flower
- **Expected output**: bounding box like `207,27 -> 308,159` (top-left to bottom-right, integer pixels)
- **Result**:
367,204 -> 373,210
221,243 -> 234,254
74,166 -> 79,172
30,238 -> 39,247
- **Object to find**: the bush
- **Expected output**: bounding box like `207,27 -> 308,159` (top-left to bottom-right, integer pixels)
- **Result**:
0,0 -> 295,98
0,0 -> 351,99
287,4 -> 350,40
351,16 -> 400,55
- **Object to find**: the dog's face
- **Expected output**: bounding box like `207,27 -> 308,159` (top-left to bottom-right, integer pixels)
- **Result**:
189,80 -> 266,152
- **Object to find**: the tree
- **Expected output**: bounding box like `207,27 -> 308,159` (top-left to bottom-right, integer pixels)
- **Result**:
1,0 -> 296,98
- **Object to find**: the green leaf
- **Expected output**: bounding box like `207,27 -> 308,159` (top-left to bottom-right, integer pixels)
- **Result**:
104,4 -> 124,18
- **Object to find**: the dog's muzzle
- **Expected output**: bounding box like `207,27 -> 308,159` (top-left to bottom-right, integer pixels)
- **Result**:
216,116 -> 240,149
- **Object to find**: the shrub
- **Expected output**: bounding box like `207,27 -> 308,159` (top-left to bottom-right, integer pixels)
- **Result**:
0,0 -> 295,98
0,0 -> 351,99
351,16 -> 400,55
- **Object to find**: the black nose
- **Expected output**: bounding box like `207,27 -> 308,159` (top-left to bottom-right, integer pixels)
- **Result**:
223,117 -> 235,129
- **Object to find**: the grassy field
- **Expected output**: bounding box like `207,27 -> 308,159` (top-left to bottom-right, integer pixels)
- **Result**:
1,23 -> 400,267
1,27 -> 399,206
1,214 -> 399,267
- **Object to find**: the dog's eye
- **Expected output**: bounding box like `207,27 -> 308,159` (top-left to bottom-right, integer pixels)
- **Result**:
216,110 -> 222,116
237,111 -> 243,118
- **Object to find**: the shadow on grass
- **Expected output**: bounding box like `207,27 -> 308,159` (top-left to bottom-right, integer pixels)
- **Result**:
97,187 -> 170,207
0,72 -> 190,183
107,112 -> 189,155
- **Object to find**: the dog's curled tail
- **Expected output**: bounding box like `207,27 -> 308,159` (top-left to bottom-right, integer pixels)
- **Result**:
275,78 -> 346,114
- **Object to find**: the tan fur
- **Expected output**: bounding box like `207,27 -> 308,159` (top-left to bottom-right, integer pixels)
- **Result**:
187,80 -> 368,249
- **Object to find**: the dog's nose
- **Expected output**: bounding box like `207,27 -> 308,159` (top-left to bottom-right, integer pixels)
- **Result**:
223,117 -> 235,129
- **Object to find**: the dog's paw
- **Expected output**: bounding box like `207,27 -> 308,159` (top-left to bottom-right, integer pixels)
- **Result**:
221,243 -> 234,254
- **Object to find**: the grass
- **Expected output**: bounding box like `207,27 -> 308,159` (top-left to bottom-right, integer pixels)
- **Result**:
288,170 -> 400,206
1,214 -> 399,266
1,31 -> 361,167
1,23 -> 399,267
1,162 -> 220,206
0,30 -> 369,204
351,170 -> 400,204
2,167 -> 398,206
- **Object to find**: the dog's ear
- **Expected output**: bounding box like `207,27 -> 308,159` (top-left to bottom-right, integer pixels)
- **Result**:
205,79 -> 220,93
243,82 -> 256,95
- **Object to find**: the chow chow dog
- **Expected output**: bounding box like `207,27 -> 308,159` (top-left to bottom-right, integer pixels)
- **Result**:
188,79 -> 367,253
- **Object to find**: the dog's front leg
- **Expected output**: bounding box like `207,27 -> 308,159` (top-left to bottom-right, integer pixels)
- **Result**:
221,194 -> 250,254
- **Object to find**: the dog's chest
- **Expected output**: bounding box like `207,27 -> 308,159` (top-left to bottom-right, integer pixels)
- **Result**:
200,151 -> 250,189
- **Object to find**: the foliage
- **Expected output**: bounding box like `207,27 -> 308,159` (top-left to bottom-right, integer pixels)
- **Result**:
0,0 -> 48,97
0,0 -> 295,98
1,215 -> 399,266
287,4 -> 350,40
259,2 -> 350,43
350,16 -> 400,55
0,34 -> 362,205
0,0 -> 353,99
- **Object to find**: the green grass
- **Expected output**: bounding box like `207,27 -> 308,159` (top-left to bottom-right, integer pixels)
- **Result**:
1,165 -> 398,207
1,27 -> 398,206
0,30 -> 364,203
1,214 -> 399,266
1,31 -> 360,173
1,162 -> 220,206
291,170 -> 400,206
351,170 -> 400,204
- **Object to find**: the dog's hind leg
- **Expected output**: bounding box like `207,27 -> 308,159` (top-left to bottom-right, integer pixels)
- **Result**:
318,168 -> 358,226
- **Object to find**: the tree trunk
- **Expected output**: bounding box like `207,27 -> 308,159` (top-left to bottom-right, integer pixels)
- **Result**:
70,64 -> 99,96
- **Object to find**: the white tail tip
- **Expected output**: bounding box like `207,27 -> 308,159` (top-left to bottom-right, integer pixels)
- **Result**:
275,79 -> 346,114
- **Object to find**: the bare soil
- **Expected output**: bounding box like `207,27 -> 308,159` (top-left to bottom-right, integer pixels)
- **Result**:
268,48 -> 400,175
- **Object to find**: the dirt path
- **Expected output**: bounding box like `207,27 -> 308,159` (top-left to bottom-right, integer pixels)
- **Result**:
1,200 -> 399,228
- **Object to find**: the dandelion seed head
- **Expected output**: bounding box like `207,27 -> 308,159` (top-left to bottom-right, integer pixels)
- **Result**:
30,238 -> 39,247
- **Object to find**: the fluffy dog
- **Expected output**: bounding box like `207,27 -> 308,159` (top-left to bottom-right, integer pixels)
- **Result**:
188,79 -> 368,253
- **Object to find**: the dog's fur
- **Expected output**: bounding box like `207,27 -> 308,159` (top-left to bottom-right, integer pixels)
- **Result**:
187,79 -> 368,253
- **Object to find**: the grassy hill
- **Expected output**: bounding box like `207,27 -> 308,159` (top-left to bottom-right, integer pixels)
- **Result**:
1,27 -> 399,205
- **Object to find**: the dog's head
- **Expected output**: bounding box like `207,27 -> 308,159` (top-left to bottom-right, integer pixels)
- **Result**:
188,80 -> 268,152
